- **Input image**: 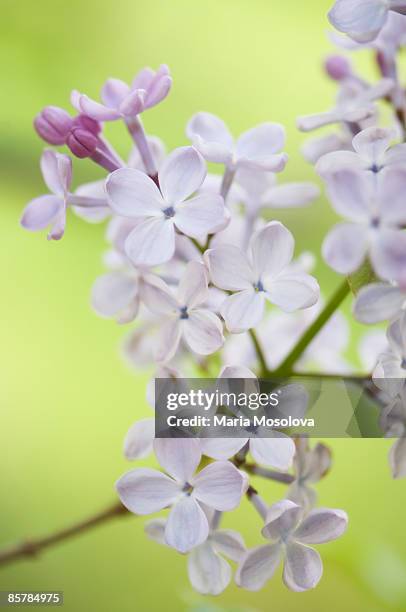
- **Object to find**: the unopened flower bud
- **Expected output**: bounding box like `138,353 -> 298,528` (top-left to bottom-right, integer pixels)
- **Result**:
66,127 -> 98,158
324,55 -> 352,81
34,106 -> 73,145
73,114 -> 102,136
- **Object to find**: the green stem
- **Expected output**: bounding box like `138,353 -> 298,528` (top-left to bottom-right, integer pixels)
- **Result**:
273,279 -> 351,377
249,329 -> 268,376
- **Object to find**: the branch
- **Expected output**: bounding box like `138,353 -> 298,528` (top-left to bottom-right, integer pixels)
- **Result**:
0,501 -> 129,569
249,329 -> 268,377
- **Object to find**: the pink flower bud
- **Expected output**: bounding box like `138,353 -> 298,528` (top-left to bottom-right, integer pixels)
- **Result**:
66,128 -> 98,158
73,114 -> 102,136
34,106 -> 73,145
324,55 -> 352,81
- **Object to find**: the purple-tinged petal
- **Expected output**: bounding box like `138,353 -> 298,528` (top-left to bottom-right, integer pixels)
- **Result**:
186,112 -> 234,164
204,246 -> 254,291
91,272 -> 138,319
40,150 -> 72,195
266,273 -> 320,312
353,283 -> 405,323
123,418 -> 155,460
283,542 -> 322,591
188,542 -> 231,595
370,229 -> 406,283
78,94 -> 121,121
236,544 -> 281,591
145,73 -> 172,109
183,310 -> 224,355
221,290 -> 265,333
178,261 -> 208,308
236,123 -> 287,171
156,318 -> 182,363
159,146 -> 206,203
116,467 -> 181,514
175,194 -> 226,238
378,167 -> 406,226
106,168 -> 163,217
100,78 -> 130,108
322,223 -> 368,274
125,217 -> 176,266
200,439 -> 246,461
34,106 -> 73,145
263,182 -> 320,208
297,110 -> 343,132
21,195 -> 63,232
165,496 -> 209,553
144,518 -> 167,545
262,500 -> 302,541
250,436 -> 295,470
323,168 -> 371,222
154,438 -> 202,483
389,437 -> 406,479
294,508 -> 348,544
211,529 -> 246,562
141,274 -> 179,315
328,0 -> 389,42
251,221 -> 294,280
192,461 -> 244,511
352,126 -> 393,161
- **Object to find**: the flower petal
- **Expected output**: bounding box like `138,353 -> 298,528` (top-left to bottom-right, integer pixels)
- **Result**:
183,309 -> 224,355
263,182 -> 320,208
236,544 -> 281,591
328,0 -> 388,42
106,168 -> 163,217
211,529 -> 246,562
379,167 -> 406,225
20,195 -> 63,232
352,126 -> 393,163
141,274 -> 179,315
204,246 -> 254,291
123,418 -> 155,460
236,124 -> 287,172
165,496 -> 209,553
186,112 -> 234,164
41,150 -> 72,195
221,290 -> 265,333
370,229 -> 406,283
155,317 -> 182,363
188,542 -> 232,595
144,518 -> 167,545
294,508 -> 348,544
101,78 -> 130,108
323,168 -> 371,222
78,94 -> 121,120
266,273 -> 319,312
200,438 -> 246,460
322,223 -> 368,274
115,468 -> 180,514
283,542 -> 322,591
175,194 -> 226,238
159,146 -> 206,203
389,437 -> 406,479
91,272 -> 138,319
251,221 -> 294,280
262,500 -> 302,540
154,438 -> 202,483
125,217 -> 176,266
193,461 -> 244,510
353,283 -> 404,323
178,261 -> 208,308
250,436 -> 296,470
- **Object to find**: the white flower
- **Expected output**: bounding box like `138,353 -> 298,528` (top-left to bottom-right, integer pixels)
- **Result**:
236,500 -> 348,592
380,387 -> 406,478
145,510 -> 246,595
328,0 -> 406,43
316,126 -> 406,175
142,261 -> 224,362
116,438 -> 246,553
186,112 -> 288,172
106,146 -> 226,266
205,222 -> 319,333
354,282 -> 406,324
286,440 -> 332,511
320,166 -> 406,281
200,365 -> 297,470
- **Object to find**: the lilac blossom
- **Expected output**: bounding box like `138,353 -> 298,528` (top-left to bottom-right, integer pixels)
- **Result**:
354,282 -> 406,323
379,386 -> 406,478
20,150 -> 107,240
141,261 -> 224,362
286,440 -> 332,511
373,312 -> 406,397
106,146 -> 226,266
91,268 -> 151,324
205,222 -> 319,333
116,438 -> 246,553
236,500 -> 348,591
319,166 -> 406,281
328,0 -> 406,42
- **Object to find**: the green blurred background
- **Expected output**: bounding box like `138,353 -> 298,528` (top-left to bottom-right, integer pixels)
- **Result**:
1,0 -> 406,610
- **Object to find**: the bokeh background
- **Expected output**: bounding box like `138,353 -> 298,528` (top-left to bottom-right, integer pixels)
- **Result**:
1,0 -> 406,610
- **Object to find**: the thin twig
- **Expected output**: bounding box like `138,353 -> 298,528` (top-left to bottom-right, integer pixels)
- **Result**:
0,501 -> 129,569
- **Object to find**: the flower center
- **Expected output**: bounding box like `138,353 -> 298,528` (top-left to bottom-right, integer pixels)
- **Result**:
370,217 -> 380,229
369,163 -> 382,174
182,482 -> 193,495
254,280 -> 265,292
163,206 -> 176,219
179,306 -> 189,320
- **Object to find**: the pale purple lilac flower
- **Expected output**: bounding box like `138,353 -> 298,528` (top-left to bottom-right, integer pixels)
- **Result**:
116,438 -> 247,553
373,312 -> 406,397
21,150 -> 107,240
145,508 -> 246,595
71,65 -> 172,122
200,366 -> 297,470
106,146 -> 226,267
320,166 -> 406,281
379,386 -> 406,478
91,268 -> 152,324
186,112 -> 288,174
316,126 -> 406,175
142,261 -> 224,362
236,500 -> 348,591
358,329 -> 388,372
328,0 -> 406,42
286,440 -> 332,511
205,222 -> 319,333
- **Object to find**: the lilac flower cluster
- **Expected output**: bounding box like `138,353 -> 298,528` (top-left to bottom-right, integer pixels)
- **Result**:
21,0 -> 406,595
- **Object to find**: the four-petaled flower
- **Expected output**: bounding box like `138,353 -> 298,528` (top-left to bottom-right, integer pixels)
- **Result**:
142,261 -> 224,362
236,499 -> 348,591
205,221 -> 320,332
106,146 -> 227,266
116,438 -> 247,553
354,281 -> 406,323
328,0 -> 406,42
187,112 -> 288,173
